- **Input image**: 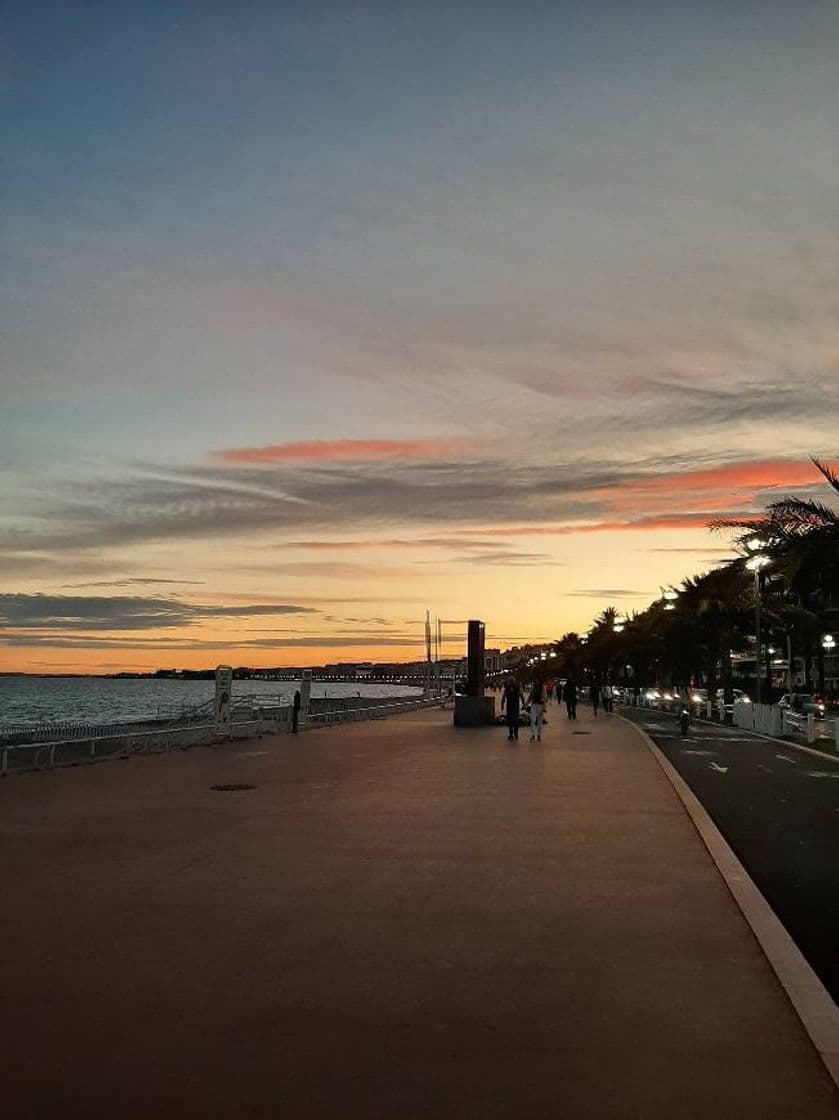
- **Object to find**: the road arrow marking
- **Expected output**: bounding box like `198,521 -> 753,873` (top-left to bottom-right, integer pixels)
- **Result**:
683,749 -> 717,756
709,762 -> 729,773
776,754 -> 798,765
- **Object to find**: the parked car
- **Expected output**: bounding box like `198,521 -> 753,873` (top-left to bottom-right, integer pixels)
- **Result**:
643,689 -> 662,708
778,693 -> 826,716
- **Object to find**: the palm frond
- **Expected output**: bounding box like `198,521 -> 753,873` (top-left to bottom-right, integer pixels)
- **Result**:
766,497 -> 839,532
708,516 -> 763,532
812,456 -> 839,494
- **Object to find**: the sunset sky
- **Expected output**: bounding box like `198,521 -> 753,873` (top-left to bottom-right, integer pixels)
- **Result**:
3,1 -> 839,673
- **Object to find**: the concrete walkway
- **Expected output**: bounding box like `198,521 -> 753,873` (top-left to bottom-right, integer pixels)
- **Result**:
3,704 -> 838,1118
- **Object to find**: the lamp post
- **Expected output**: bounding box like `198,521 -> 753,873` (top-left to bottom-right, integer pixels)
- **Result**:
745,541 -> 770,703
822,634 -> 835,696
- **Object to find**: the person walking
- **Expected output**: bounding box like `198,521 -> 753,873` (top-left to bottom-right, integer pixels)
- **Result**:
528,677 -> 545,741
501,676 -> 524,741
563,677 -> 578,719
589,680 -> 600,716
292,688 -> 301,733
545,678 -> 554,705
602,682 -> 613,713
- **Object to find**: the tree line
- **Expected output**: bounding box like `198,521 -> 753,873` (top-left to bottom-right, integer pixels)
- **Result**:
547,458 -> 839,701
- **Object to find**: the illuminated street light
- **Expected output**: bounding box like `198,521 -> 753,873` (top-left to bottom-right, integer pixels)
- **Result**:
661,587 -> 678,612
745,542 -> 770,704
823,634 -> 836,652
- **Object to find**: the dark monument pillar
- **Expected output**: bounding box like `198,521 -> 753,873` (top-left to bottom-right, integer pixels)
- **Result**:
466,619 -> 486,696
454,619 -> 495,726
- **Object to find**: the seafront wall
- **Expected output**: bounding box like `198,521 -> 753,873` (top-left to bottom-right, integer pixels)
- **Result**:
0,694 -> 444,777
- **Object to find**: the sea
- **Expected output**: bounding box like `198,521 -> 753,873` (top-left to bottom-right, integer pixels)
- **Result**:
0,676 -> 423,729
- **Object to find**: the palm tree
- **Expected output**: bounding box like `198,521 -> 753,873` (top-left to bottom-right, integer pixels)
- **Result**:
711,456 -> 839,693
554,632 -> 584,679
677,563 -> 752,711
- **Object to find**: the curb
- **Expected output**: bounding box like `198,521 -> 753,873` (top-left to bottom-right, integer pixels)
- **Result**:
621,715 -> 839,1091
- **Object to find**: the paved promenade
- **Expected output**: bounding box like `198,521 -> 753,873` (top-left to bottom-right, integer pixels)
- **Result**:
3,704 -> 838,1118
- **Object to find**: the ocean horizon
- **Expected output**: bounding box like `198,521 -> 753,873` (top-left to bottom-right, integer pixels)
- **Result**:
0,676 -> 424,728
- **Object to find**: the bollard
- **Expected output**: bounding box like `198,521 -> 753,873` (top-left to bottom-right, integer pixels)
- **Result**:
806,712 -> 815,744
834,719 -> 839,754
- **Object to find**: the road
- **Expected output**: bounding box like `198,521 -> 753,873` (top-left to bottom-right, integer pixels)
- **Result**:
620,705 -> 839,1003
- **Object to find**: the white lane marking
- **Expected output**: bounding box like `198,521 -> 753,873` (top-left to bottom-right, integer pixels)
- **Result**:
807,771 -> 839,779
756,764 -> 773,774
709,762 -> 729,773
683,749 -> 717,756
776,754 -> 798,765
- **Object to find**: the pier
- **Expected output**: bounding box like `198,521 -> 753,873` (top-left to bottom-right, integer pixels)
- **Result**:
3,705 -> 838,1117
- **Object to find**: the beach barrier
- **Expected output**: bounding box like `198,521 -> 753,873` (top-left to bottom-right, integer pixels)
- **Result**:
0,695 -> 442,776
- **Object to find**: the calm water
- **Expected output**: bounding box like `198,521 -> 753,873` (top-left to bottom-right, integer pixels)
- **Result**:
0,676 -> 423,728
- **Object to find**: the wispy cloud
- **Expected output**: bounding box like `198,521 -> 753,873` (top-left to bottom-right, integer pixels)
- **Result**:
277,537 -> 509,551
459,549 -> 563,566
1,454 -> 834,571
0,594 -> 317,632
60,578 -> 206,589
568,588 -> 648,598
217,438 -> 466,464
0,634 -> 422,650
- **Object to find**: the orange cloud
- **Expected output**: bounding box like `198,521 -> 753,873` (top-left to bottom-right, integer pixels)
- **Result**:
628,458 -> 831,495
590,457 -> 837,518
218,439 -> 464,464
444,512 -> 740,537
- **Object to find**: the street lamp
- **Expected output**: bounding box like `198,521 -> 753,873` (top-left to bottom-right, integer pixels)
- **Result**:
819,634 -> 835,698
745,542 -> 770,704
662,587 -> 679,612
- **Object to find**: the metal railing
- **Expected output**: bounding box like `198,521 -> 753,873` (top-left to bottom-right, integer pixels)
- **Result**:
0,694 -> 441,777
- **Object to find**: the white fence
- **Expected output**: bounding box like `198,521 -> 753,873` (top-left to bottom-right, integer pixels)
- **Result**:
732,702 -> 839,749
732,702 -> 784,737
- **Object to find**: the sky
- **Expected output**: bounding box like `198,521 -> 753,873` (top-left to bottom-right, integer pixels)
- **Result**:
2,1 -> 839,673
